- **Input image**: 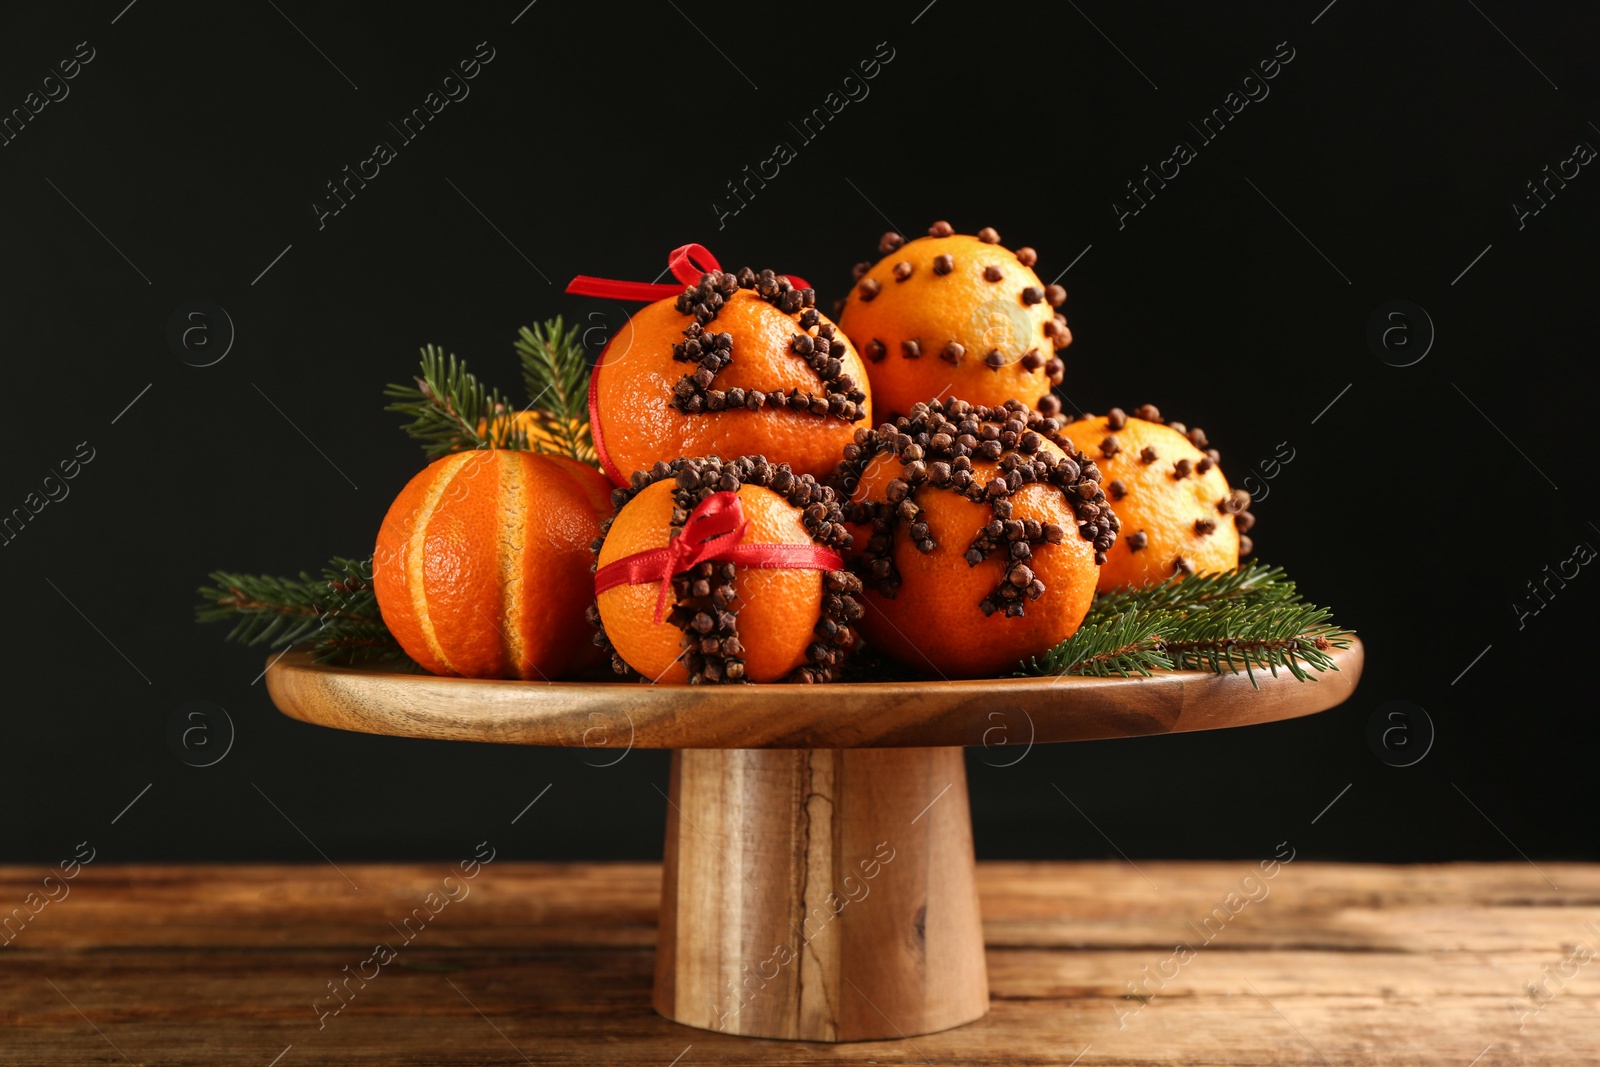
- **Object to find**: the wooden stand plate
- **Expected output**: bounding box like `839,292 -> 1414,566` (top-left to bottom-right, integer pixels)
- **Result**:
266,640 -> 1363,1042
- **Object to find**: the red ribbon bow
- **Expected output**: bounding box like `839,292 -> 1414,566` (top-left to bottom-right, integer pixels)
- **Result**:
566,243 -> 811,303
593,491 -> 845,624
567,244 -> 812,486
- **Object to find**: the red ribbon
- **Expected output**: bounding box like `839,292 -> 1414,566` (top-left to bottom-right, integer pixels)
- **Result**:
568,244 -> 813,486
566,243 -> 811,303
585,343 -> 623,485
593,491 -> 844,624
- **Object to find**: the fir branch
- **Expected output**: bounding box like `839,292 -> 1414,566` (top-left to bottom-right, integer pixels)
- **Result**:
384,345 -> 527,460
196,556 -> 416,667
1020,563 -> 1352,686
514,316 -> 597,465
1159,599 -> 1347,683
1022,610 -> 1172,678
1084,560 -> 1294,622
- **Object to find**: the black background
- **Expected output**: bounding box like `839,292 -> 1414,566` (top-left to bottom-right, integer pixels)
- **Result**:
2,0 -> 1594,869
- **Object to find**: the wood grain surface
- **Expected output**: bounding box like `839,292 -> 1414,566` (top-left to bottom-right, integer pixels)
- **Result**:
264,638 -> 1363,749
655,747 -> 987,1040
1,861 -> 1592,1065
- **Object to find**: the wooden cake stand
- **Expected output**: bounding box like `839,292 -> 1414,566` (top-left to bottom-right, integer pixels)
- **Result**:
265,639 -> 1363,1043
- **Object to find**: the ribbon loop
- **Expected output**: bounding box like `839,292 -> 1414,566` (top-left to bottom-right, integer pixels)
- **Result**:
566,245 -> 811,303
666,243 -> 721,287
650,492 -> 748,623
593,490 -> 846,624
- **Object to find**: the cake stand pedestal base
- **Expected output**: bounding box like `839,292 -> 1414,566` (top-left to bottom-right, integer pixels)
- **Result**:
653,746 -> 988,1041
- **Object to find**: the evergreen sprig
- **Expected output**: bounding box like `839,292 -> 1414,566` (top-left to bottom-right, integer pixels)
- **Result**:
384,345 -> 527,459
384,320 -> 598,465
1028,610 -> 1175,678
515,316 -> 598,465
1020,561 -> 1351,686
1086,560 -> 1297,617
196,556 -> 416,667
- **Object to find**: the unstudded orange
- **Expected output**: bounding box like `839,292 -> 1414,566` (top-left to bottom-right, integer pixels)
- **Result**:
1058,413 -> 1241,590
373,449 -> 612,679
595,480 -> 824,684
592,287 -> 871,486
838,229 -> 1069,418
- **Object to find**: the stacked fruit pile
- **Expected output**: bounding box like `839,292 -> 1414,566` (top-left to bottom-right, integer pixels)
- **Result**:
361,223 -> 1257,684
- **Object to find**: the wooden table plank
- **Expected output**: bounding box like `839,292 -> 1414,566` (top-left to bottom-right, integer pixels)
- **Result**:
1,862 -> 1594,1065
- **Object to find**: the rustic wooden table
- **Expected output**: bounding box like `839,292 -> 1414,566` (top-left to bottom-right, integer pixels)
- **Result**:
2,861 -> 1593,1065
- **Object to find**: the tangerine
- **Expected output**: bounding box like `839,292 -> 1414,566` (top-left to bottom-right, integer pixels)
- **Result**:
836,399 -> 1111,678
1057,404 -> 1253,591
591,269 -> 871,487
373,449 -> 613,679
591,456 -> 861,684
837,221 -> 1071,418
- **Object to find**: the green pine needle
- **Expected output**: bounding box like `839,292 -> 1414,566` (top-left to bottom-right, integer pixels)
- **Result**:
384,344 -> 528,460
1028,610 -> 1174,678
196,556 -> 417,667
1019,561 -> 1351,686
384,321 -> 598,466
1083,560 -> 1295,618
515,316 -> 598,465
